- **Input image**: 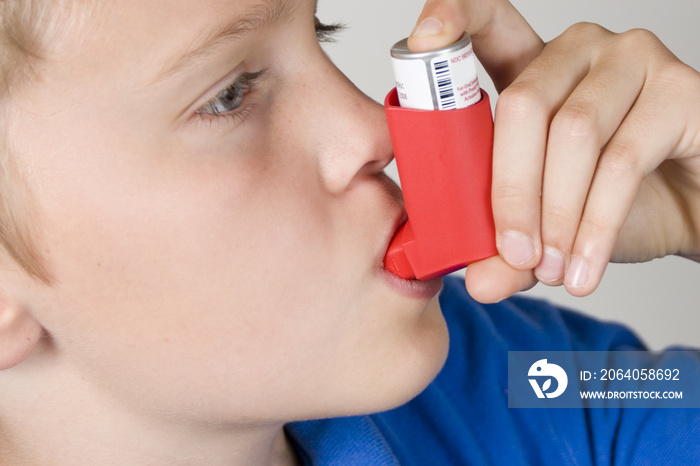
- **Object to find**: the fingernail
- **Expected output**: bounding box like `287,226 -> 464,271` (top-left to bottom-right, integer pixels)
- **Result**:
565,255 -> 589,288
535,247 -> 565,284
500,231 -> 536,266
412,18 -> 444,38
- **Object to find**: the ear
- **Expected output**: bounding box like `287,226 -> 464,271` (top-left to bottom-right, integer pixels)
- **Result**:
0,298 -> 43,370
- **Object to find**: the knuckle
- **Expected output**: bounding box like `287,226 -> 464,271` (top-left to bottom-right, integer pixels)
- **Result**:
492,183 -> 530,210
615,28 -> 662,53
578,214 -> 616,242
655,61 -> 700,93
550,105 -> 600,143
541,205 -> 578,245
599,141 -> 642,179
610,29 -> 671,64
492,185 -> 538,229
560,22 -> 608,43
543,205 -> 577,227
496,83 -> 546,121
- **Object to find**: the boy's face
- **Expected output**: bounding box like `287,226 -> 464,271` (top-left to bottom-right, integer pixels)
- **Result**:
11,0 -> 448,424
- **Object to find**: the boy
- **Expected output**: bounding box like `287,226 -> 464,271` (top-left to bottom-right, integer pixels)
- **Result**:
0,0 -> 698,464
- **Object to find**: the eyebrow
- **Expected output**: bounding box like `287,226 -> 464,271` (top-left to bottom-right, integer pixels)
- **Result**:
155,0 -> 299,82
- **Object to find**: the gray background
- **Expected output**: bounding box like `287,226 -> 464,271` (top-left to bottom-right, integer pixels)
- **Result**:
317,1 -> 700,350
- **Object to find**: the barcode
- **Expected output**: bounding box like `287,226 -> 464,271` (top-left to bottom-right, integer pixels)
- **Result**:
433,60 -> 456,110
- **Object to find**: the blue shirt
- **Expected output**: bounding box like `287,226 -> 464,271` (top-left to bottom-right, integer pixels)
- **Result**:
286,276 -> 700,465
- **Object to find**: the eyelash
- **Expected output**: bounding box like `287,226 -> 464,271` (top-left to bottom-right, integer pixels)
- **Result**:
315,18 -> 345,43
195,19 -> 344,125
196,70 -> 265,124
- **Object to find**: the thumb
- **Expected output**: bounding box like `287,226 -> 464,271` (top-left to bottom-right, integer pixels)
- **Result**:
407,0 -> 544,91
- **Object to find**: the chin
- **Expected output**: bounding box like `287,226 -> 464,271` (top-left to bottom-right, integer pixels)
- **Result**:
383,299 -> 450,410
338,298 -> 450,417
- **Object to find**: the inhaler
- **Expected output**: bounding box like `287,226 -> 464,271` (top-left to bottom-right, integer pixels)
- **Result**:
383,35 -> 498,281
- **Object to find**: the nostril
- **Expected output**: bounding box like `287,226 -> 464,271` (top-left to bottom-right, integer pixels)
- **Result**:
358,159 -> 391,178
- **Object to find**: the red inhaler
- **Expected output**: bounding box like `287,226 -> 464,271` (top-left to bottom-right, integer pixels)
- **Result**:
383,35 -> 498,281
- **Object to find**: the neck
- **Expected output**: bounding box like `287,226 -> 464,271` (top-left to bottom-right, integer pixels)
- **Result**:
0,352 -> 300,466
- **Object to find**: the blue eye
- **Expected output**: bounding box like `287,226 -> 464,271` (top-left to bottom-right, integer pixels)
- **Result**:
197,70 -> 265,117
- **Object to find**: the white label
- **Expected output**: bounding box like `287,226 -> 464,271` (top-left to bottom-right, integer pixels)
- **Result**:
430,42 -> 480,110
391,57 -> 434,110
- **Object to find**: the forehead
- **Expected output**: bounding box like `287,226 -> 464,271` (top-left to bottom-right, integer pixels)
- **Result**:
48,0 -> 306,78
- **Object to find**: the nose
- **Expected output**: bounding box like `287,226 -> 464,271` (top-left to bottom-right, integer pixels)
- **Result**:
290,53 -> 395,194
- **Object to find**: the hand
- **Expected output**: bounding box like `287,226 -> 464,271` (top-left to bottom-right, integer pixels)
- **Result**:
409,0 -> 700,302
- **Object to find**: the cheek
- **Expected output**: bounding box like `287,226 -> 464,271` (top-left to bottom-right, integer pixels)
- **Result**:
32,144 -> 365,407
40,148 -> 338,322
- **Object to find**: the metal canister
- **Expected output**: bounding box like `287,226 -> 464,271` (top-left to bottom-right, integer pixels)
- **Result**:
390,34 -> 481,111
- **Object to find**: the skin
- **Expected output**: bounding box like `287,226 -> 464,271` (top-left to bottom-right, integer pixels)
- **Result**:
0,0 -> 699,464
410,0 -> 700,301
0,0 -> 449,464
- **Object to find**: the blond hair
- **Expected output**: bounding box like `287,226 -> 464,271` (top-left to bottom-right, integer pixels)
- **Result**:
0,1 -> 58,282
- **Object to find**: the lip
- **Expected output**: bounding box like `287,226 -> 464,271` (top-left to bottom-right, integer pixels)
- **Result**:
380,267 -> 443,299
378,210 -> 443,299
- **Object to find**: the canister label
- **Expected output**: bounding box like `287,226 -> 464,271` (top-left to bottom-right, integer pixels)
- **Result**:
391,36 -> 481,111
